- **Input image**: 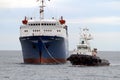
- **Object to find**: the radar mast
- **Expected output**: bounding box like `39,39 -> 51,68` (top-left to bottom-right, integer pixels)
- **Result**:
37,0 -> 50,19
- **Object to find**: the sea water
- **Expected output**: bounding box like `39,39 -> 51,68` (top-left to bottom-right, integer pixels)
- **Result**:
0,51 -> 120,80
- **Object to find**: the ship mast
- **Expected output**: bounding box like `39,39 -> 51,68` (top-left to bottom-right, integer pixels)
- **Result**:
38,0 -> 50,19
40,0 -> 45,19
80,28 -> 93,46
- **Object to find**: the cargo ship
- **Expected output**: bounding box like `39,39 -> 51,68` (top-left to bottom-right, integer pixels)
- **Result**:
19,0 -> 68,64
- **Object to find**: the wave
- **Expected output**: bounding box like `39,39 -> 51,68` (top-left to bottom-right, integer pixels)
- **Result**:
110,63 -> 120,66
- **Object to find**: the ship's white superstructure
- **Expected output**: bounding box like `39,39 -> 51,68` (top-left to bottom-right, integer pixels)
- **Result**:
76,28 -> 96,56
20,19 -> 67,38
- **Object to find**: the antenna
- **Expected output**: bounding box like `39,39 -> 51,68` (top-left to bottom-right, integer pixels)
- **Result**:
37,0 -> 50,19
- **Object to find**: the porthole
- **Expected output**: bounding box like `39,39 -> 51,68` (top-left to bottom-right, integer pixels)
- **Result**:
24,30 -> 28,32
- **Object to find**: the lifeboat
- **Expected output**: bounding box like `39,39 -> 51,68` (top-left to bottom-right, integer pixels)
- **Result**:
22,16 -> 28,24
59,16 -> 66,24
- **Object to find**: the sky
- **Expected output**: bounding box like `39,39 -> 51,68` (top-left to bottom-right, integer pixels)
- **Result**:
0,0 -> 120,51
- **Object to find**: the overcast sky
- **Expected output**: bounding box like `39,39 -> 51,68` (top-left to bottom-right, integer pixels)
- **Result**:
0,0 -> 120,51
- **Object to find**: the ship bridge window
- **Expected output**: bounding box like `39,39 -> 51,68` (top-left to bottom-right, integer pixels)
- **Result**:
28,23 -> 57,26
41,23 -> 56,26
41,23 -> 44,25
52,23 -> 56,26
48,23 -> 51,25
31,24 -> 33,26
37,23 -> 40,25
78,46 -> 88,49
32,24 -> 35,26
28,23 -> 41,26
81,41 -> 84,44
41,23 -> 46,26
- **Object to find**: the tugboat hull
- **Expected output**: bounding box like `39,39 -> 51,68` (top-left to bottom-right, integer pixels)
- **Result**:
67,54 -> 110,66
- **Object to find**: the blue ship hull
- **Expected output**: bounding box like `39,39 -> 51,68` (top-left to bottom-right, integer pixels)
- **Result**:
20,36 -> 67,64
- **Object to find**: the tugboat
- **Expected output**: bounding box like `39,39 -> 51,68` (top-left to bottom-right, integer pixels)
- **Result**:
19,0 -> 68,64
67,28 -> 110,66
